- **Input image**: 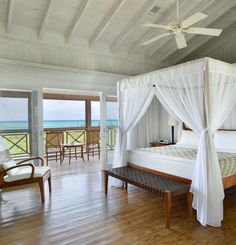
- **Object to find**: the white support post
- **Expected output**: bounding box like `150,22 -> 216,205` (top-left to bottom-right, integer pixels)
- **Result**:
31,90 -> 44,163
100,92 -> 107,170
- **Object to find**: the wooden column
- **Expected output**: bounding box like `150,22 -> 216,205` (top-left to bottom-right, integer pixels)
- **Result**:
100,92 -> 107,170
86,100 -> 91,129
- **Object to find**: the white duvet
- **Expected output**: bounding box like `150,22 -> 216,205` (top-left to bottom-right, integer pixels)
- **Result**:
127,144 -> 236,180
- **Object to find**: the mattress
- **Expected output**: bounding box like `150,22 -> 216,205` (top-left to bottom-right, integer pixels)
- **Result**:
127,145 -> 236,180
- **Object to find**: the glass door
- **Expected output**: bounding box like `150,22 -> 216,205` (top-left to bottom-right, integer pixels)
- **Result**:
0,90 -> 31,158
106,98 -> 118,167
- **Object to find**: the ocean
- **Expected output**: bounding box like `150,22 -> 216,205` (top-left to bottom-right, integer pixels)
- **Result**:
0,120 -> 118,130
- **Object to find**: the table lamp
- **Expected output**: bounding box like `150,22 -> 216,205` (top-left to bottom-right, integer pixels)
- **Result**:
168,116 -> 177,144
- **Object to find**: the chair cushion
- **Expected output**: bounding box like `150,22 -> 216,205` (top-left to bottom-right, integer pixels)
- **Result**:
2,160 -> 19,175
4,166 -> 50,182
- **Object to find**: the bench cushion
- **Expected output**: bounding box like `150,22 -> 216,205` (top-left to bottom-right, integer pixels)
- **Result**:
4,166 -> 50,182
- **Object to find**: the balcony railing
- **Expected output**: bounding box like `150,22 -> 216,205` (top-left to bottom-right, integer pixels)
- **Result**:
1,127 -> 117,159
1,131 -> 30,158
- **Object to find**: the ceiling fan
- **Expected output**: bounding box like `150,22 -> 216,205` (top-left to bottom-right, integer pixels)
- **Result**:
142,0 -> 222,49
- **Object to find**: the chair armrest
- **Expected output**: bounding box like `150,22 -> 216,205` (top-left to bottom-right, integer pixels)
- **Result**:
3,163 -> 35,179
17,156 -> 44,166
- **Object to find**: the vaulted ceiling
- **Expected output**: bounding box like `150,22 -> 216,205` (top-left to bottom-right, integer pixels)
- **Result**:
0,0 -> 235,75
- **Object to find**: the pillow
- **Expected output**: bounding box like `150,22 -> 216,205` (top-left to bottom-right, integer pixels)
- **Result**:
214,131 -> 236,151
177,130 -> 200,147
2,160 -> 18,175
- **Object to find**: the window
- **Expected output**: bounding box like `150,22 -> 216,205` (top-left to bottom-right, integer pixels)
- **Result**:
43,99 -> 86,128
91,101 -> 100,127
0,97 -> 29,131
106,101 -> 118,127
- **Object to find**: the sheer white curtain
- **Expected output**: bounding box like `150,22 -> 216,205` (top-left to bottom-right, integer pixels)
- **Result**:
113,84 -> 154,167
154,69 -> 236,226
191,72 -> 236,226
127,97 -> 159,149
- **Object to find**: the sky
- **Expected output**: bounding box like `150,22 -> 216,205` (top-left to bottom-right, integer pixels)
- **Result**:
0,98 -> 118,121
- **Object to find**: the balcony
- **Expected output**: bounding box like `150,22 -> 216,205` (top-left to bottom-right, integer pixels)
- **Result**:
2,127 -> 117,159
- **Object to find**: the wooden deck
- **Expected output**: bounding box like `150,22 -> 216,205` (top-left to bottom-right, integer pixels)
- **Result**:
1,171 -> 236,244
48,149 -> 114,178
48,156 -> 101,178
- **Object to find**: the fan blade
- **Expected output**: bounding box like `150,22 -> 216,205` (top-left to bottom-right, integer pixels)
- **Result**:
183,27 -> 222,36
142,23 -> 171,30
142,33 -> 172,45
175,33 -> 187,49
182,12 -> 208,28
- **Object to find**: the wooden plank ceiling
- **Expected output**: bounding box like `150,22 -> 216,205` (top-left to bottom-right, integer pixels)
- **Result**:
0,0 -> 235,70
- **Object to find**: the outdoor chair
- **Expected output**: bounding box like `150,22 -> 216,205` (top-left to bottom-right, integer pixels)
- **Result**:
0,136 -> 51,203
86,129 -> 100,161
45,130 -> 63,165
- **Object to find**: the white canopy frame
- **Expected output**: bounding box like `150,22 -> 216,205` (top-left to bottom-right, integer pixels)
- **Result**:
114,57 -> 236,227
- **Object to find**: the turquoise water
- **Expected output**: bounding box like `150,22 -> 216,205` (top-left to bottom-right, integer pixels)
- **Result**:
0,120 -> 118,130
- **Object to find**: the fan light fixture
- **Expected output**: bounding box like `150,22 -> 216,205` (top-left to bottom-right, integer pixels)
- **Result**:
142,0 -> 222,49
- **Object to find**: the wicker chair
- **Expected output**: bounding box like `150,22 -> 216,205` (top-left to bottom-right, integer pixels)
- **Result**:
86,129 -> 100,161
45,131 -> 63,165
0,136 -> 51,203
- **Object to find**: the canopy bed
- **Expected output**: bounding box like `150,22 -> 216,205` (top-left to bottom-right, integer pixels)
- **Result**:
114,57 -> 236,227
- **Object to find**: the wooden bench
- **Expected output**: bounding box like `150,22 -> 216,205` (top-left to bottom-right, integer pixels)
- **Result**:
104,166 -> 193,228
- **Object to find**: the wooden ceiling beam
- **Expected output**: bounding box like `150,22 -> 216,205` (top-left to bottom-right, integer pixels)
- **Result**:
66,0 -> 91,43
110,0 -> 156,52
180,21 -> 236,64
38,0 -> 54,39
6,0 -> 14,33
89,0 -> 127,48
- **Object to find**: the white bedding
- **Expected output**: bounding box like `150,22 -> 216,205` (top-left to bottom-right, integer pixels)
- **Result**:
127,145 -> 236,180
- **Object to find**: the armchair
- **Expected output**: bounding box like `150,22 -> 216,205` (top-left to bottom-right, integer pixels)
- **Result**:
0,136 -> 51,203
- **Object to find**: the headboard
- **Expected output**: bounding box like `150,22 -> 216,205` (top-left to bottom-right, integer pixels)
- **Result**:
183,123 -> 236,132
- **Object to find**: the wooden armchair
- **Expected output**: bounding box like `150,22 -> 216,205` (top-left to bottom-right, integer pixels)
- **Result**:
0,136 -> 51,203
86,129 -> 100,161
0,156 -> 51,203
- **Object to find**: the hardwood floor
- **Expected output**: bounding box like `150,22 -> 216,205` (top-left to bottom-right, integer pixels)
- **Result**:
1,171 -> 236,245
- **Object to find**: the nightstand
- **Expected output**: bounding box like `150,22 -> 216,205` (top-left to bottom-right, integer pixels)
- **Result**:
150,142 -> 175,147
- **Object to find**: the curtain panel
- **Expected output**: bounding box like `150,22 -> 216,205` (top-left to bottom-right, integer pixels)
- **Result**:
113,84 -> 155,168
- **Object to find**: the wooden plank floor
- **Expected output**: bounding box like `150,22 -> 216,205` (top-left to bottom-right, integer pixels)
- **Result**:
48,150 -> 114,178
1,172 -> 236,245
49,156 -> 100,178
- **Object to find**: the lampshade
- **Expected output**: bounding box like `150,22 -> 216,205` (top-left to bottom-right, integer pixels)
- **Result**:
168,116 -> 177,126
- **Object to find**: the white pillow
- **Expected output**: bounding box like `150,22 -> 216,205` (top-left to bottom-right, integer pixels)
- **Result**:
2,160 -> 18,175
214,131 -> 236,151
177,130 -> 200,147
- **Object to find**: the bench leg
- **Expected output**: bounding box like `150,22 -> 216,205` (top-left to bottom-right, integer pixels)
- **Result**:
124,181 -> 128,190
48,175 -> 52,193
104,171 -> 108,195
164,191 -> 171,229
38,180 -> 45,203
187,192 -> 193,218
